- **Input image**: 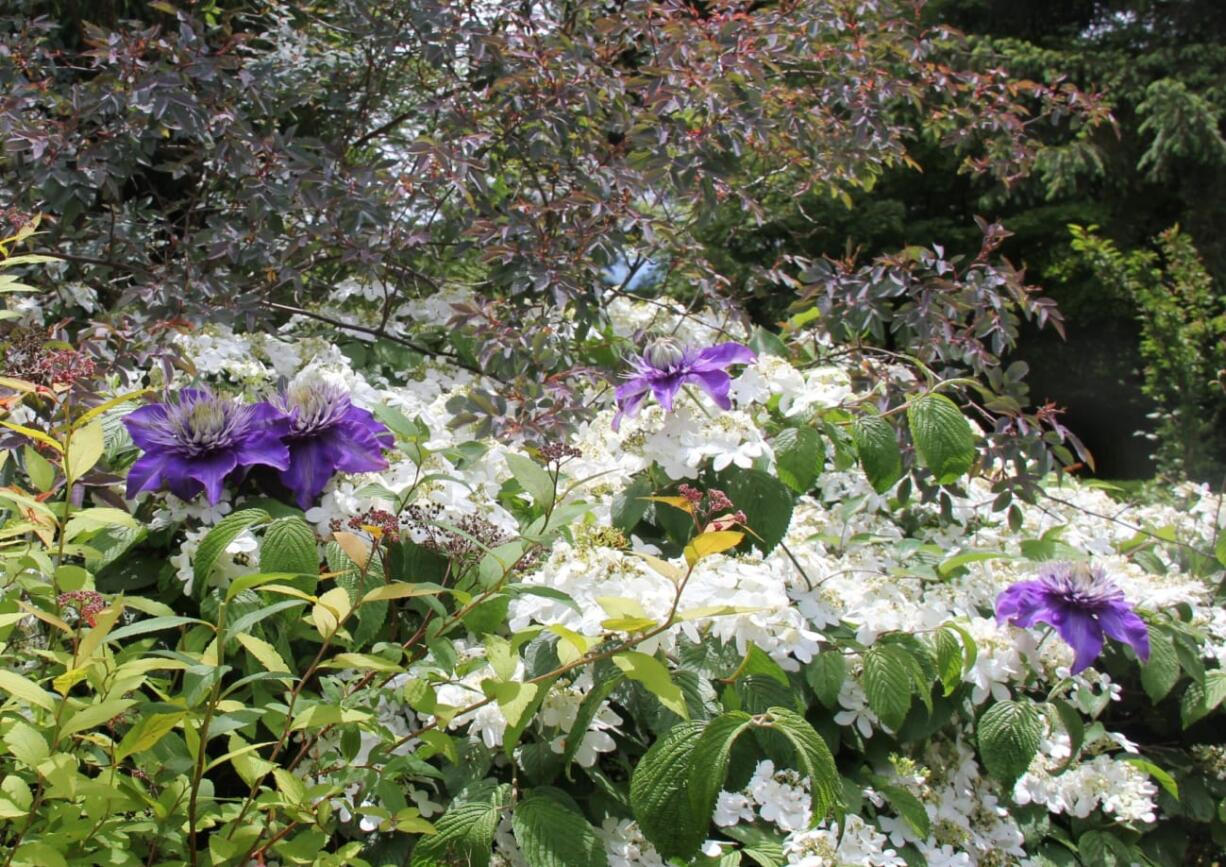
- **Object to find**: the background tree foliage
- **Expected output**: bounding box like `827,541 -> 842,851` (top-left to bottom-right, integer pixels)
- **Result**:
6,0 -> 1222,481
1,0 -> 1103,469
708,0 -> 1226,479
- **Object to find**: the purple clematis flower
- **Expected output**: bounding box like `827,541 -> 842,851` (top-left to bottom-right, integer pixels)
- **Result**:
272,380 -> 394,509
613,337 -> 756,430
996,562 -> 1150,674
124,388 -> 291,505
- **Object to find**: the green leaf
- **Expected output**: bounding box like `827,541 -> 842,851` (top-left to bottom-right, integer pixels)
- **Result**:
60,698 -> 136,737
937,549 -> 1009,578
863,645 -> 915,732
1078,829 -> 1135,867
977,699 -> 1042,787
1140,626 -> 1180,703
735,675 -> 799,716
1180,670 -> 1226,728
22,445 -> 55,492
116,712 -> 185,761
687,711 -> 754,838
721,824 -> 786,867
506,452 -> 556,510
852,415 -> 903,493
906,394 -> 976,484
761,707 -> 842,822
260,517 -> 320,577
613,652 -> 688,719
223,599 -> 308,642
870,776 -> 930,839
560,674 -> 625,772
934,628 -> 963,697
805,651 -> 845,710
612,476 -> 653,534
193,509 -> 272,599
773,427 -> 824,493
1047,698 -> 1084,773
106,615 -> 203,643
716,467 -> 794,555
630,721 -> 707,859
749,326 -> 789,359
411,784 -> 510,867
511,790 -> 609,867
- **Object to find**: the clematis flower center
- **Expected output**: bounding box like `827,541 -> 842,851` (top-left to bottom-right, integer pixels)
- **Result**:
1044,562 -> 1123,607
643,337 -> 687,371
280,380 -> 351,437
159,392 -> 252,456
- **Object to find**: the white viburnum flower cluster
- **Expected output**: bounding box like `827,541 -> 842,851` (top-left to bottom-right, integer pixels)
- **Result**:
1014,726 -> 1158,824
714,760 -> 814,833
783,816 -> 906,867
168,525 -> 259,595
873,740 -> 1029,866
140,292 -> 1224,864
596,817 -> 669,867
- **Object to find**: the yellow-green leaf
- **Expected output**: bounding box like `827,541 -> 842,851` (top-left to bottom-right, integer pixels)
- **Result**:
597,596 -> 657,632
71,389 -> 151,430
64,420 -> 104,480
116,712 -> 185,760
362,582 -> 446,602
0,487 -> 57,520
0,670 -> 56,711
53,666 -> 91,695
60,699 -> 136,738
75,603 -> 124,664
3,721 -> 49,766
683,530 -> 744,565
319,653 -> 403,673
236,633 -> 291,674
634,552 -> 683,583
612,651 -> 688,718
0,420 -> 63,453
63,507 -> 139,541
312,587 -> 352,638
22,445 -> 55,492
641,495 -> 694,514
332,531 -> 370,569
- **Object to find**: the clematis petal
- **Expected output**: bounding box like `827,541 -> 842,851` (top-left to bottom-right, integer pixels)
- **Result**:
182,450 -> 240,506
690,369 -> 733,410
342,405 -> 395,450
125,452 -> 170,498
1097,603 -> 1151,662
328,413 -> 392,474
651,372 -> 685,412
692,342 -> 756,371
232,430 -> 292,473
278,437 -> 343,509
121,404 -> 172,450
249,400 -> 293,429
612,387 -> 649,431
1052,608 -> 1105,674
995,581 -> 1046,628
